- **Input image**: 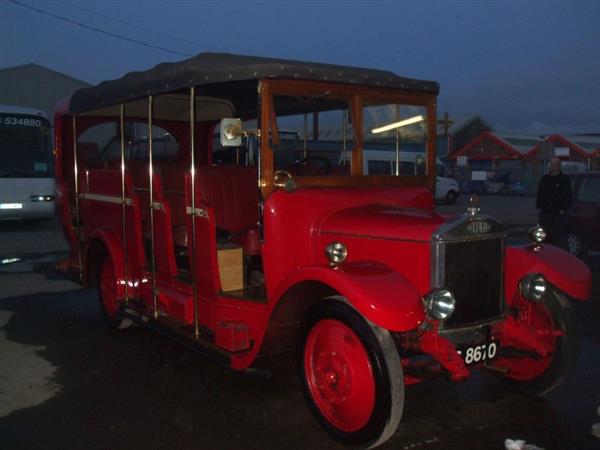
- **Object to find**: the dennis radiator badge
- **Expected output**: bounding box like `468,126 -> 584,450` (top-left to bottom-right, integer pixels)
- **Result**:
467,219 -> 492,234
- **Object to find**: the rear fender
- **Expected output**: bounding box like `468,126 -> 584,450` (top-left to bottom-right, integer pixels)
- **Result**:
271,261 -> 425,332
505,245 -> 591,301
86,228 -> 127,299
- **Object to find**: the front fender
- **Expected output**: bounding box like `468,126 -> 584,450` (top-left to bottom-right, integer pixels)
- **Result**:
505,244 -> 591,301
272,261 -> 425,332
231,261 -> 424,370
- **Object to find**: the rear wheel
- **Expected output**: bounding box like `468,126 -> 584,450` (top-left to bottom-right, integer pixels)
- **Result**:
99,255 -> 127,329
299,300 -> 403,448
492,287 -> 577,395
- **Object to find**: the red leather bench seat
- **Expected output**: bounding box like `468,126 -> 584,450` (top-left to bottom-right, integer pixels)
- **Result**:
159,164 -> 261,255
196,165 -> 261,255
195,165 -> 259,232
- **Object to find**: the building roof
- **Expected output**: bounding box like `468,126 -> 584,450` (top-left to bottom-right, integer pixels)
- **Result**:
436,114 -> 491,136
495,133 -> 544,155
451,131 -> 543,160
550,134 -> 600,154
455,132 -> 600,161
68,52 -> 439,114
0,63 -> 89,86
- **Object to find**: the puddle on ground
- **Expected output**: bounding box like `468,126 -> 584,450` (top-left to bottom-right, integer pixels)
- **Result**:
0,310 -> 62,418
0,252 -> 78,299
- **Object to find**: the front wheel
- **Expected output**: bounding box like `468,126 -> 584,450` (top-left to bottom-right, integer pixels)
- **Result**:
491,287 -> 578,395
299,300 -> 404,448
567,232 -> 588,259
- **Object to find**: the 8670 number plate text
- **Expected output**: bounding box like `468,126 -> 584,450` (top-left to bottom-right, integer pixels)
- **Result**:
458,342 -> 498,365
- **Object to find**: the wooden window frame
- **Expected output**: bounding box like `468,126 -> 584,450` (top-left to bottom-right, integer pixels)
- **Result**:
259,79 -> 437,198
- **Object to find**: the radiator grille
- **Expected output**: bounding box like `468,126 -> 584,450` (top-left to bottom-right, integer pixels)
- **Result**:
441,238 -> 503,328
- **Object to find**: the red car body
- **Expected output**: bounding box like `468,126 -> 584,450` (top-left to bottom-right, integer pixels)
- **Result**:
53,53 -> 591,448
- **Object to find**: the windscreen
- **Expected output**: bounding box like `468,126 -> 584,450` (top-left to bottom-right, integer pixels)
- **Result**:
362,103 -> 428,176
0,113 -> 52,178
269,94 -> 430,179
272,94 -> 353,177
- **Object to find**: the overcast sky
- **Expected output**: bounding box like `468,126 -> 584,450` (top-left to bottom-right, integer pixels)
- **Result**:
2,0 -> 599,134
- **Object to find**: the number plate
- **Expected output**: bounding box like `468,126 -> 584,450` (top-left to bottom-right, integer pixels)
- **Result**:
458,341 -> 498,365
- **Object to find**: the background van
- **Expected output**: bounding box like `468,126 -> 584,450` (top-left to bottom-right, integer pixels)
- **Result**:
356,150 -> 460,204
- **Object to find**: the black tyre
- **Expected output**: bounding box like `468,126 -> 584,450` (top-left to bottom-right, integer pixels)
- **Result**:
446,190 -> 458,205
491,287 -> 578,395
299,299 -> 403,448
566,232 -> 588,259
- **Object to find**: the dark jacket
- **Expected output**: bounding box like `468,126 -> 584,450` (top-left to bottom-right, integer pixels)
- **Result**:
536,171 -> 571,214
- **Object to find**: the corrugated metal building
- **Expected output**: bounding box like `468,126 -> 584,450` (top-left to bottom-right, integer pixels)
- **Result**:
449,132 -> 545,195
0,63 -> 89,122
527,134 -> 600,170
451,131 -> 544,162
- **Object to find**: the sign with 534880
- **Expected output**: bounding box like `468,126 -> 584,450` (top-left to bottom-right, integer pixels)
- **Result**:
1,115 -> 44,128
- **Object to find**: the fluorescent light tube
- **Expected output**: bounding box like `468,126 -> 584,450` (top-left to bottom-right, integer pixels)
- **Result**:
371,115 -> 425,134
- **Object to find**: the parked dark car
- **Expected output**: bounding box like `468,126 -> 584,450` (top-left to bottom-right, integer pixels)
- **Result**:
566,172 -> 600,258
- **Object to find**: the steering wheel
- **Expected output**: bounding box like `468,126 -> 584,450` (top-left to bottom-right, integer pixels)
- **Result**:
287,156 -> 332,176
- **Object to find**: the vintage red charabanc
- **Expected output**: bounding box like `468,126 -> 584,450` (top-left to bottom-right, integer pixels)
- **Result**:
54,53 -> 591,448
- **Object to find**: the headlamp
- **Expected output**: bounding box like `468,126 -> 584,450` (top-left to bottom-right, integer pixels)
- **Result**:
520,273 -> 547,302
424,288 -> 456,321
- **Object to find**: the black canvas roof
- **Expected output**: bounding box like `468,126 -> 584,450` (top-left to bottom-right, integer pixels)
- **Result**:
69,52 -> 439,114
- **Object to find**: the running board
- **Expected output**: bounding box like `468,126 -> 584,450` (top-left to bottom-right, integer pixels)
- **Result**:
119,309 -> 270,377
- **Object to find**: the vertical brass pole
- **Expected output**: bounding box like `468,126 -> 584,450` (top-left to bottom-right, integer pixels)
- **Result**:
120,103 -> 129,303
72,116 -> 82,281
256,81 -> 264,238
395,128 -> 400,176
342,110 -> 347,166
148,96 -> 157,318
303,113 -> 308,159
190,87 -> 199,339
395,105 -> 401,176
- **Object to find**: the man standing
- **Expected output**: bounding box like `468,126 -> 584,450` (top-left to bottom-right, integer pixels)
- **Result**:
536,157 -> 572,250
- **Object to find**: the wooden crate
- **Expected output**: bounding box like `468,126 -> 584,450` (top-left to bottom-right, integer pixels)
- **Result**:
217,245 -> 243,292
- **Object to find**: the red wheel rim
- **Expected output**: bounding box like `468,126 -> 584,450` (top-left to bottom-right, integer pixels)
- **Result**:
304,319 -> 375,432
100,258 -> 118,318
500,300 -> 558,381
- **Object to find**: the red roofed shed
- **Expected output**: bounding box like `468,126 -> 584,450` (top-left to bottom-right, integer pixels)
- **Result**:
449,132 -> 544,195
452,131 -> 543,161
526,134 -> 600,170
